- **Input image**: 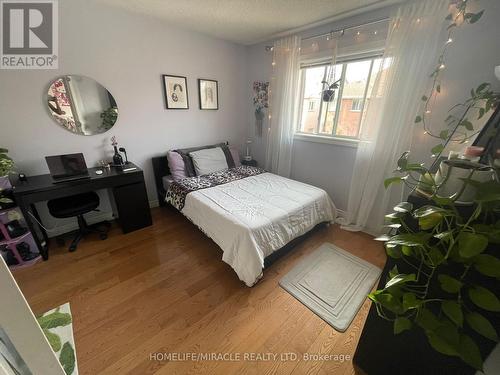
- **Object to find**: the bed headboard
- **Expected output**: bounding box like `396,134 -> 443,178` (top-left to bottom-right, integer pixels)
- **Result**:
152,155 -> 170,206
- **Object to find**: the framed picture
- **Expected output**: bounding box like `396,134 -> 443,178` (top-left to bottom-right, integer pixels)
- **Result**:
162,75 -> 189,109
198,79 -> 218,110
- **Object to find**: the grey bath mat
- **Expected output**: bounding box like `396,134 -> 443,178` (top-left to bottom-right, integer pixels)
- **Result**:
279,243 -> 381,332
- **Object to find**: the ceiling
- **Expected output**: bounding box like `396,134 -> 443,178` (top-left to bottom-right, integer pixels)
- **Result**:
99,0 -> 402,45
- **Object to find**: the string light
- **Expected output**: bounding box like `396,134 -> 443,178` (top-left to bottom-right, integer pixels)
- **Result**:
425,110 -> 431,114
446,38 -> 453,44
424,131 -> 428,135
416,18 -> 421,23
374,30 -> 378,35
439,63 -> 446,70
272,61 -> 276,66
357,31 -> 361,36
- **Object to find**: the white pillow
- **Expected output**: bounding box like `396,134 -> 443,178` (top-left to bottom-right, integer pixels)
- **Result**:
189,147 -> 228,176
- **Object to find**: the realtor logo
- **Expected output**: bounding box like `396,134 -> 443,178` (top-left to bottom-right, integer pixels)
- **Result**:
1,0 -> 58,69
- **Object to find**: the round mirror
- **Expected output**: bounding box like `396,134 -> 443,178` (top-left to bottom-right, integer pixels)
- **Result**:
47,75 -> 118,135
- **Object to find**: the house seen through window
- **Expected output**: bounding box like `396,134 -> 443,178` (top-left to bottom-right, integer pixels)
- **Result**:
298,56 -> 388,139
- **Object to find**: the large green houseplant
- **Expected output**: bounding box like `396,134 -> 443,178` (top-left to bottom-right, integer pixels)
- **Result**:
367,1 -> 500,371
370,153 -> 499,371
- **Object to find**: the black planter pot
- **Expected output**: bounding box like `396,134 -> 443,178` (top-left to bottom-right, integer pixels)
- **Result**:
354,255 -> 499,375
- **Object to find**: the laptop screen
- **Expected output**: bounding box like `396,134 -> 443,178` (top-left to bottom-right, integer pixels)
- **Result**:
45,153 -> 88,179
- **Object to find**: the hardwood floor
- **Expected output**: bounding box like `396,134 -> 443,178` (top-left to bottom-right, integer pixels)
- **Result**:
13,207 -> 386,375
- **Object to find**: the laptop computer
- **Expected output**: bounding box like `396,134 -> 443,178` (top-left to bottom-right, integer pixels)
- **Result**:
45,153 -> 91,183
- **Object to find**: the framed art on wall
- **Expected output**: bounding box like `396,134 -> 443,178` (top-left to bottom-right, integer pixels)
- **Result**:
162,75 -> 189,109
198,79 -> 218,110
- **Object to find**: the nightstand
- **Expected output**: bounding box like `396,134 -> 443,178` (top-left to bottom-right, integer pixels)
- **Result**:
241,159 -> 257,167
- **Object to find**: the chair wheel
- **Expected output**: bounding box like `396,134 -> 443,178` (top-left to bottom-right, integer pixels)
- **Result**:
99,233 -> 107,240
69,245 -> 77,252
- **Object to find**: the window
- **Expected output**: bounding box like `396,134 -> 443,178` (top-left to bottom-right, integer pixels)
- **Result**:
351,98 -> 363,112
297,56 -> 386,139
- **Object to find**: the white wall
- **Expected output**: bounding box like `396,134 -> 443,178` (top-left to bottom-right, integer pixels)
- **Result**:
245,0 -> 500,212
0,0 -> 247,232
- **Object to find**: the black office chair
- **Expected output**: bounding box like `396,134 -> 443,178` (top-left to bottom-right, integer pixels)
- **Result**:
48,191 -> 109,252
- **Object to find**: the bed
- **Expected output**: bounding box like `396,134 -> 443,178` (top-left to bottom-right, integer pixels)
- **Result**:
152,147 -> 336,287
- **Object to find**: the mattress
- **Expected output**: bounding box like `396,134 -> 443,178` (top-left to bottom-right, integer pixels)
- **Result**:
175,172 -> 336,286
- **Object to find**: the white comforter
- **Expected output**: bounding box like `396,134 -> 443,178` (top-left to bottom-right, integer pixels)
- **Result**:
179,172 -> 336,286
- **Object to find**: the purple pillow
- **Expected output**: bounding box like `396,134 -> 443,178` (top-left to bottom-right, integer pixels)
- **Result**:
167,151 -> 187,180
230,147 -> 241,167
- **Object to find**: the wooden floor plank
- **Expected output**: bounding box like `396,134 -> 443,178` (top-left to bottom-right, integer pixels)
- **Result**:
13,207 -> 385,375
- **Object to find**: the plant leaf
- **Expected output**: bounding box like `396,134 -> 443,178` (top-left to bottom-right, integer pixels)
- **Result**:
416,308 -> 440,331
42,329 -> 61,352
403,292 -> 420,310
468,286 -> 500,312
459,335 -> 483,371
476,82 -> 489,93
438,274 -> 462,294
461,120 -> 474,131
389,265 -> 399,279
387,233 -> 431,247
37,312 -> 72,330
427,247 -> 444,266
413,205 -> 449,218
385,244 -> 402,259
458,232 -> 488,258
469,10 -> 484,24
374,293 -> 403,314
431,144 -> 444,155
426,329 -> 459,357
394,317 -> 412,334
465,312 -> 498,341
59,342 -> 75,375
385,273 -> 416,289
394,202 -> 413,213
473,254 -> 500,277
384,176 -> 403,189
478,107 -> 485,119
439,129 -> 448,139
419,212 -> 443,230
442,301 -> 463,327
415,115 -> 422,123
401,245 -> 413,256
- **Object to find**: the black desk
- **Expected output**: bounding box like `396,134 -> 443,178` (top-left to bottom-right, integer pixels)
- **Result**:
12,163 -> 152,260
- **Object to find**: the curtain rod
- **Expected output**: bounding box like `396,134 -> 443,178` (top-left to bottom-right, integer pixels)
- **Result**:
265,17 -> 390,51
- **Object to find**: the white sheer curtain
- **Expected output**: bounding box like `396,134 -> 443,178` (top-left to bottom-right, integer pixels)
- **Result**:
265,35 -> 301,177
343,0 -> 449,234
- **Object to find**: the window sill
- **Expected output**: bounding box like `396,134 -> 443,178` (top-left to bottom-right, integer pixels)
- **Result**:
294,133 -> 359,148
